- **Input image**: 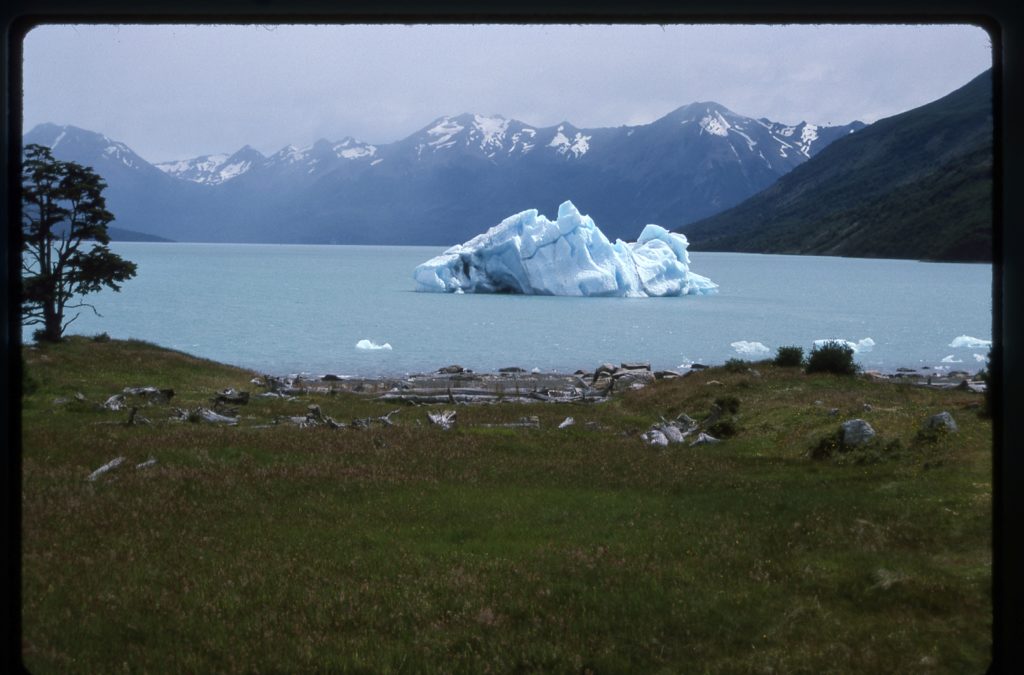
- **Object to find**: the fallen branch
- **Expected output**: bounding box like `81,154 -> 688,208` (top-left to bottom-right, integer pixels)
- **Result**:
428,410 -> 457,430
87,456 -> 126,481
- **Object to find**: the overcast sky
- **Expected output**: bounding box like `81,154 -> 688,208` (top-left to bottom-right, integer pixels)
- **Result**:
22,23 -> 992,163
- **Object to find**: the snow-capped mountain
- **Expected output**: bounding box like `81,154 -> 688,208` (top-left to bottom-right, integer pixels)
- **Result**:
26,123 -> 164,179
399,113 -> 595,162
23,102 -> 865,245
156,146 -> 265,185
684,69 -> 993,262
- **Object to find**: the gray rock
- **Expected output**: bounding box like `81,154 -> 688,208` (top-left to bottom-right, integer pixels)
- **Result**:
660,424 -> 685,444
642,429 -> 669,447
840,419 -> 876,448
675,414 -> 698,432
103,394 -> 126,411
620,361 -> 651,371
924,411 -> 958,433
437,365 -> 465,374
654,370 -> 682,380
690,432 -> 720,446
614,369 -> 656,388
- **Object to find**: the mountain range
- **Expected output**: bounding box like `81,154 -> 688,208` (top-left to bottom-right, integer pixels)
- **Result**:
684,69 -> 993,262
24,104 -> 864,245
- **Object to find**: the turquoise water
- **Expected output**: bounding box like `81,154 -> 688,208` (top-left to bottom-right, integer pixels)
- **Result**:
30,243 -> 993,377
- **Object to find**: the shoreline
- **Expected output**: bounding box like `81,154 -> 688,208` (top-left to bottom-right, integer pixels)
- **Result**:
266,360 -> 988,401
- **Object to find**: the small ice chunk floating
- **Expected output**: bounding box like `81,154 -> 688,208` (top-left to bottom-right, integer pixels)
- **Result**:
413,200 -> 717,297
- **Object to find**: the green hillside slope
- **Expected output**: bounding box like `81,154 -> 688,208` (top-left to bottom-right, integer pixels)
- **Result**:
684,69 -> 993,262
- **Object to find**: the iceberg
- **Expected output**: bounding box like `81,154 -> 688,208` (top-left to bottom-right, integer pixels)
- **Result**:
731,340 -> 770,356
413,200 -> 717,297
813,337 -> 875,353
949,335 -> 991,349
356,339 -> 392,351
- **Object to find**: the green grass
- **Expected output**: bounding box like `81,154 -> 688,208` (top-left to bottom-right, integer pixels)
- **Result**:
21,338 -> 992,673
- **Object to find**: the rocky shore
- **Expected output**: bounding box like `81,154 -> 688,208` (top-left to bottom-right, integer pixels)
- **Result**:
254,361 -> 987,404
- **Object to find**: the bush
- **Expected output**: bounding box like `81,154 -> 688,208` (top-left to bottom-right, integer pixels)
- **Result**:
708,418 -> 739,438
723,358 -> 749,374
977,348 -> 993,418
22,356 -> 38,396
809,430 -> 842,459
806,341 -> 858,376
774,345 -> 804,367
91,332 -> 111,343
714,395 -> 741,415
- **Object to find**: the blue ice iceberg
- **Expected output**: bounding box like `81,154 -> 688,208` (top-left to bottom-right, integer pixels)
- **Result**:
413,201 -> 717,297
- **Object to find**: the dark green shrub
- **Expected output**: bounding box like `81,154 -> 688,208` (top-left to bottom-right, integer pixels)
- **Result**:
806,341 -> 858,376
708,418 -> 738,438
809,430 -> 842,459
22,356 -> 38,396
714,395 -> 740,414
723,358 -> 749,374
91,332 -> 111,343
977,348 -> 993,419
774,345 -> 804,367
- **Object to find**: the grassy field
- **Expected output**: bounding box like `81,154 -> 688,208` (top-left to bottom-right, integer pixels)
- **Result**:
20,337 -> 992,673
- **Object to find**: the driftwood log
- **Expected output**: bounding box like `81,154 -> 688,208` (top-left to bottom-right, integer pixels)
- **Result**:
87,456 -> 126,481
214,388 -> 249,405
427,410 -> 457,430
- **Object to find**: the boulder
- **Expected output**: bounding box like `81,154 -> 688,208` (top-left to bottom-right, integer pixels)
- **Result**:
613,369 -> 656,388
658,424 -> 683,444
437,365 -> 465,374
674,413 -> 698,432
620,361 -> 651,371
923,411 -> 958,433
641,429 -> 669,447
840,419 -> 876,448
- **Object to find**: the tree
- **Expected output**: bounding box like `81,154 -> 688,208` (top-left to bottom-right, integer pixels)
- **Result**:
21,143 -> 137,342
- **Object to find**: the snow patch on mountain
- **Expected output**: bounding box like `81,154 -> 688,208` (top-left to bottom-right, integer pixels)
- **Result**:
157,154 -> 228,176
102,143 -> 144,169
275,145 -> 306,164
473,115 -> 510,152
729,127 -> 757,150
427,118 -> 464,148
334,138 -> 378,160
798,124 -> 819,156
699,112 -> 730,137
548,126 -> 591,158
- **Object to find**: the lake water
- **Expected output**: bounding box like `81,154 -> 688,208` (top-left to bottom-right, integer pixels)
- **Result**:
33,243 -> 993,377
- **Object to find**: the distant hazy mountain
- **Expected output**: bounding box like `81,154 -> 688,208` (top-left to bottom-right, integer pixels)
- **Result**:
106,227 -> 174,242
683,69 -> 993,262
23,104 -> 864,245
